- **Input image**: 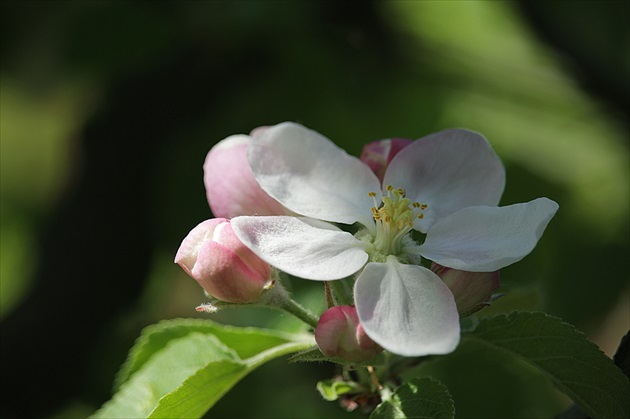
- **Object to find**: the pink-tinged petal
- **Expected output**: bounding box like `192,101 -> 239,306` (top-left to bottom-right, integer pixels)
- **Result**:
360,138 -> 412,183
432,263 -> 500,317
192,241 -> 269,303
203,134 -> 289,218
354,260 -> 460,357
315,306 -> 382,362
175,218 -> 228,273
420,198 -> 559,272
383,129 -> 506,232
248,122 -> 380,229
212,221 -> 271,279
231,216 -> 369,280
175,219 -> 271,303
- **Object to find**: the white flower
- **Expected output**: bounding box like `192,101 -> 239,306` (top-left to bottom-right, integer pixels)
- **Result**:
231,122 -> 558,357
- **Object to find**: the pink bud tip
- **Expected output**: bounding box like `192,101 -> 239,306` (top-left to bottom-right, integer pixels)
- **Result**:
315,306 -> 382,362
431,263 -> 500,317
175,218 -> 271,303
359,138 -> 412,182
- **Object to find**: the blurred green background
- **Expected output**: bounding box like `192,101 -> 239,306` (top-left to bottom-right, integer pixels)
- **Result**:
1,1 -> 628,418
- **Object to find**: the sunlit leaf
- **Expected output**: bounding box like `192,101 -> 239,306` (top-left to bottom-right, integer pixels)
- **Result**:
114,318 -> 295,390
93,318 -> 314,418
150,340 -> 313,418
92,332 -> 238,418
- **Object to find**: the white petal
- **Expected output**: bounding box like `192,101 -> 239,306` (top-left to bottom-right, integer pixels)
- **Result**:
248,122 -> 380,228
419,198 -> 559,271
231,216 -> 368,280
383,129 -> 506,232
355,261 -> 460,357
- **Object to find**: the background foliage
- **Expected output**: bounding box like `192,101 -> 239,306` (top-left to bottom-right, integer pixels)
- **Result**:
1,1 -> 628,418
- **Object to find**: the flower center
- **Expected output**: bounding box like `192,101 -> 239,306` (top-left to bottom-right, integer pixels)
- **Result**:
368,185 -> 427,256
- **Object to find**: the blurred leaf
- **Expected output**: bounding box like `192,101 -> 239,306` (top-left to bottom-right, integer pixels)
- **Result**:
370,377 -> 455,419
93,318 -> 314,418
465,312 -> 629,419
0,217 -> 36,319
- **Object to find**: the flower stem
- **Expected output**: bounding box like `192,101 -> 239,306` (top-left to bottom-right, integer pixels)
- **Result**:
277,297 -> 320,329
260,276 -> 320,328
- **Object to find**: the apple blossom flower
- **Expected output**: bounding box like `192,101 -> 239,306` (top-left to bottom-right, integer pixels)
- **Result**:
315,306 -> 382,362
361,139 -> 502,318
431,263 -> 500,317
359,138 -> 412,182
203,127 -> 290,218
175,218 -> 271,303
230,122 -> 558,357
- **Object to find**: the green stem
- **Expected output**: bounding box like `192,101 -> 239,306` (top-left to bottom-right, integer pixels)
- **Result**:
258,272 -> 320,328
278,297 -> 320,329
246,337 -> 316,369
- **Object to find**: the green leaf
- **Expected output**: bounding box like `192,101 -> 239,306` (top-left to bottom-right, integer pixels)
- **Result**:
150,340 -> 312,418
92,318 -> 314,419
370,377 -> 455,419
148,360 -> 246,418
114,318 -> 296,390
464,311 -> 629,419
92,332 -> 238,418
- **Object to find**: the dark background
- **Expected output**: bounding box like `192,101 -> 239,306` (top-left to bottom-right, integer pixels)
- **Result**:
1,1 -> 628,418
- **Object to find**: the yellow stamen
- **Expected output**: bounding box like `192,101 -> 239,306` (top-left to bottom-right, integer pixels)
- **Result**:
370,185 -> 429,255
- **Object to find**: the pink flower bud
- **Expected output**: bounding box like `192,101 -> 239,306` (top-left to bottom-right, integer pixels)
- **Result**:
315,306 -> 382,362
175,218 -> 271,303
431,263 -> 500,317
203,129 -> 289,218
359,138 -> 413,182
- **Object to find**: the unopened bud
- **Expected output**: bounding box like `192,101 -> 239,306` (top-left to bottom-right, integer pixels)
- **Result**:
175,218 -> 271,303
315,306 -> 382,362
431,263 -> 500,317
359,138 -> 412,182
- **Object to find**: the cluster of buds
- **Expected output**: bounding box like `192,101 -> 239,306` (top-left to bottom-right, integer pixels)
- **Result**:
175,129 -> 501,363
